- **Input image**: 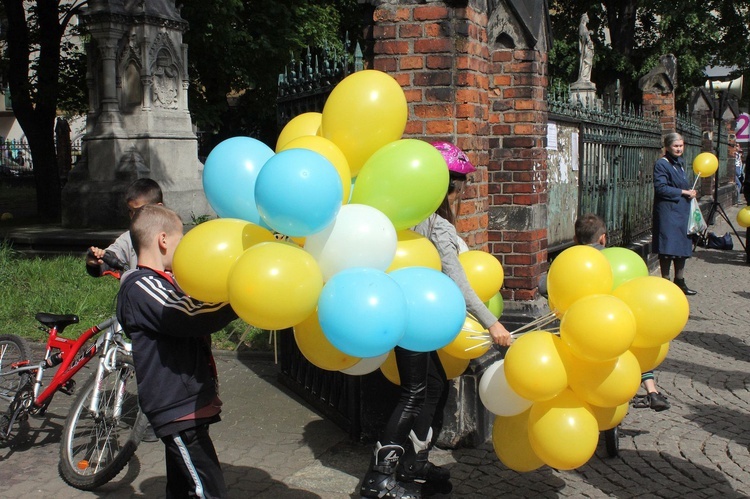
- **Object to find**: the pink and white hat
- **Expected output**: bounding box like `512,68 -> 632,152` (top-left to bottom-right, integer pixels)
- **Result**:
431,141 -> 476,175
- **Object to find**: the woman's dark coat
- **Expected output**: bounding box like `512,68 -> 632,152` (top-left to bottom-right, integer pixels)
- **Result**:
652,154 -> 693,257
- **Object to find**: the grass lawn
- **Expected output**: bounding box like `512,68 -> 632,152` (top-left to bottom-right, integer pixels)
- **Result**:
0,244 -> 270,351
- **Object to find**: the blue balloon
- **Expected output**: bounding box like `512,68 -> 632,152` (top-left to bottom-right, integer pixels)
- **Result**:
203,137 -> 274,224
255,148 -> 343,237
390,267 -> 467,352
318,268 -> 407,358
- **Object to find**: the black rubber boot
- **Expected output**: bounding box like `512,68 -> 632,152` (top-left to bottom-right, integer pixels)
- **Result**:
360,442 -> 421,499
396,429 -> 451,495
674,278 -> 697,295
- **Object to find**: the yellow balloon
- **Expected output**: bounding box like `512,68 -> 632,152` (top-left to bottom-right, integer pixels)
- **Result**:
275,112 -> 322,151
458,250 -> 504,303
547,245 -> 614,315
737,206 -> 750,228
527,389 -> 599,470
386,230 -> 442,272
322,70 -> 407,176
379,349 -> 400,385
566,350 -> 642,408
279,135 -> 352,205
492,411 -> 545,472
589,402 -> 629,431
173,219 -> 276,303
692,152 -> 719,178
504,331 -> 568,401
227,242 -> 323,330
436,349 -> 470,379
560,294 -> 636,362
441,316 -> 490,360
629,342 -> 670,372
612,276 -> 689,348
294,311 -> 360,371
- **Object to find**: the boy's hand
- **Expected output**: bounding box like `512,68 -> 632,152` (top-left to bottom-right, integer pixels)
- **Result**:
87,246 -> 105,266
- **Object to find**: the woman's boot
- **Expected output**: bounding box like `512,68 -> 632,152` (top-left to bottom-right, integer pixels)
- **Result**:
396,429 -> 451,493
674,277 -> 697,295
360,442 -> 421,499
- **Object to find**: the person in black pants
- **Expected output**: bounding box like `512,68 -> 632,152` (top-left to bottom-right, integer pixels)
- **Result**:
359,143 -> 512,499
117,205 -> 237,498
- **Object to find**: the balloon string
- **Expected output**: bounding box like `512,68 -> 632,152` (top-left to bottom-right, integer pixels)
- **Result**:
509,311 -> 558,337
692,175 -> 700,190
464,340 -> 492,352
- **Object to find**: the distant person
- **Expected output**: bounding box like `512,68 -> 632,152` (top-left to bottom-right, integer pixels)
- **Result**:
735,143 -> 744,203
117,204 -> 237,498
86,178 -> 163,277
744,155 -> 750,264
652,133 -> 698,295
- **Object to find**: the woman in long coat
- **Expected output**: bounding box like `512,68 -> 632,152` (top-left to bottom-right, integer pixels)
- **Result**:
652,132 -> 698,295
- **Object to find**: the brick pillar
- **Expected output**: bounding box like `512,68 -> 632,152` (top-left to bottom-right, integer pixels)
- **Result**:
487,47 -> 548,304
642,90 -> 676,133
371,2 -> 491,250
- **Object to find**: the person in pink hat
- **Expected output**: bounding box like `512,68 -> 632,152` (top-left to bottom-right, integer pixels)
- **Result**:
359,141 -> 512,499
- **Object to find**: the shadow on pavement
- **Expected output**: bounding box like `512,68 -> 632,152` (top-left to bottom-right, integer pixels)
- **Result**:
90,462 -> 321,498
676,330 -> 750,362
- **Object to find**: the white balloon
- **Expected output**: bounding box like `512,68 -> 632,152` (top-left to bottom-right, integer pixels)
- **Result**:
304,204 -> 397,280
479,360 -> 533,417
341,352 -> 388,375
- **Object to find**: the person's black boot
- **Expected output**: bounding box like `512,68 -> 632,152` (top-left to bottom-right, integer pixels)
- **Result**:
674,278 -> 697,295
360,442 -> 421,499
396,429 -> 451,495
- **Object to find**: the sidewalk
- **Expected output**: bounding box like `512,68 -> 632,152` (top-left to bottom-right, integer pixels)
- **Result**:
1,206 -> 749,498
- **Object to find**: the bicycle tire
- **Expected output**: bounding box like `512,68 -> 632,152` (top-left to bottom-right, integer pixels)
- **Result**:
0,335 -> 31,448
0,334 -> 30,398
58,359 -> 147,490
604,426 -> 619,458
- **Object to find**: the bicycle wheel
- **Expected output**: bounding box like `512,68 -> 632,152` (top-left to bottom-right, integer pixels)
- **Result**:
604,426 -> 620,458
58,359 -> 147,490
0,334 -> 30,398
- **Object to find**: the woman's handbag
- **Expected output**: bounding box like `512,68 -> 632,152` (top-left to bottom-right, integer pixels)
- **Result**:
687,198 -> 707,235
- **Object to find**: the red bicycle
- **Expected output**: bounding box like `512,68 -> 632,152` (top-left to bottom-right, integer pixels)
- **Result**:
0,258 -> 146,490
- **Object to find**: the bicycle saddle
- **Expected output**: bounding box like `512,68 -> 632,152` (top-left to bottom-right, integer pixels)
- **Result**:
35,313 -> 80,331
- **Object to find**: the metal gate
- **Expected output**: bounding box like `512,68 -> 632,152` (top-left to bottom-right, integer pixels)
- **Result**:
548,86 -> 663,248
275,40 -> 366,439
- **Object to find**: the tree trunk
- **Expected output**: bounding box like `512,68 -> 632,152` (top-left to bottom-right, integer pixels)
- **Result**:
2,0 -> 65,222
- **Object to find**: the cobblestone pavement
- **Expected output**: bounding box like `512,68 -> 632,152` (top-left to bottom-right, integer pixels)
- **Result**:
1,206 -> 748,498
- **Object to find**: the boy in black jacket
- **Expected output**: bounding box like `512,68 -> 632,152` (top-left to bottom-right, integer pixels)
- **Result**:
117,204 -> 237,498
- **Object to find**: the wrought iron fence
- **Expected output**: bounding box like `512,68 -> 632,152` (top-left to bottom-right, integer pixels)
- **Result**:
548,86 -> 663,247
275,39 -> 365,439
0,138 -> 83,179
0,140 -> 33,177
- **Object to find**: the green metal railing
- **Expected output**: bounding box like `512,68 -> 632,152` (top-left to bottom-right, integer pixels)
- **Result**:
549,87 -> 663,247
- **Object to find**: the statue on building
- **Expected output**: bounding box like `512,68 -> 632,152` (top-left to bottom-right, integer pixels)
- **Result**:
577,13 -> 594,83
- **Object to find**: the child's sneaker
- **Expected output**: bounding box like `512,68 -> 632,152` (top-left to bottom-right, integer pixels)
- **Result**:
648,392 -> 670,411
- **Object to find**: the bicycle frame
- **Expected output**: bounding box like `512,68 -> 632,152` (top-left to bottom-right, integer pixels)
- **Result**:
3,316 -> 124,413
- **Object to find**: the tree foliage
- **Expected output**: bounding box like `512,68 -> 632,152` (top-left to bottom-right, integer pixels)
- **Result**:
549,0 -> 750,107
180,0 -> 363,153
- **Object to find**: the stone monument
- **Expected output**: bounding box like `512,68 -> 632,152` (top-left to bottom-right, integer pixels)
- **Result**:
570,12 -> 597,106
62,0 -> 211,228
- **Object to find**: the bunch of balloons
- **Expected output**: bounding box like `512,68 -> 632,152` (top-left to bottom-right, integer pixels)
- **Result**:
481,245 -> 689,471
173,69 -> 507,379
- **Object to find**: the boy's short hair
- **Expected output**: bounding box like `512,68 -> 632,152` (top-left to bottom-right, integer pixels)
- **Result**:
130,205 -> 182,256
125,178 -> 163,205
574,213 -> 606,245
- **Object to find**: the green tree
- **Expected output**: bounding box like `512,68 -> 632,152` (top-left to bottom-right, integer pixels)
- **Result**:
1,0 -> 84,221
549,0 -> 750,107
181,0 -> 363,152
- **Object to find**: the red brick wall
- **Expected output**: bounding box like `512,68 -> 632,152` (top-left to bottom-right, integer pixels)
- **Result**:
368,2 -> 549,303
